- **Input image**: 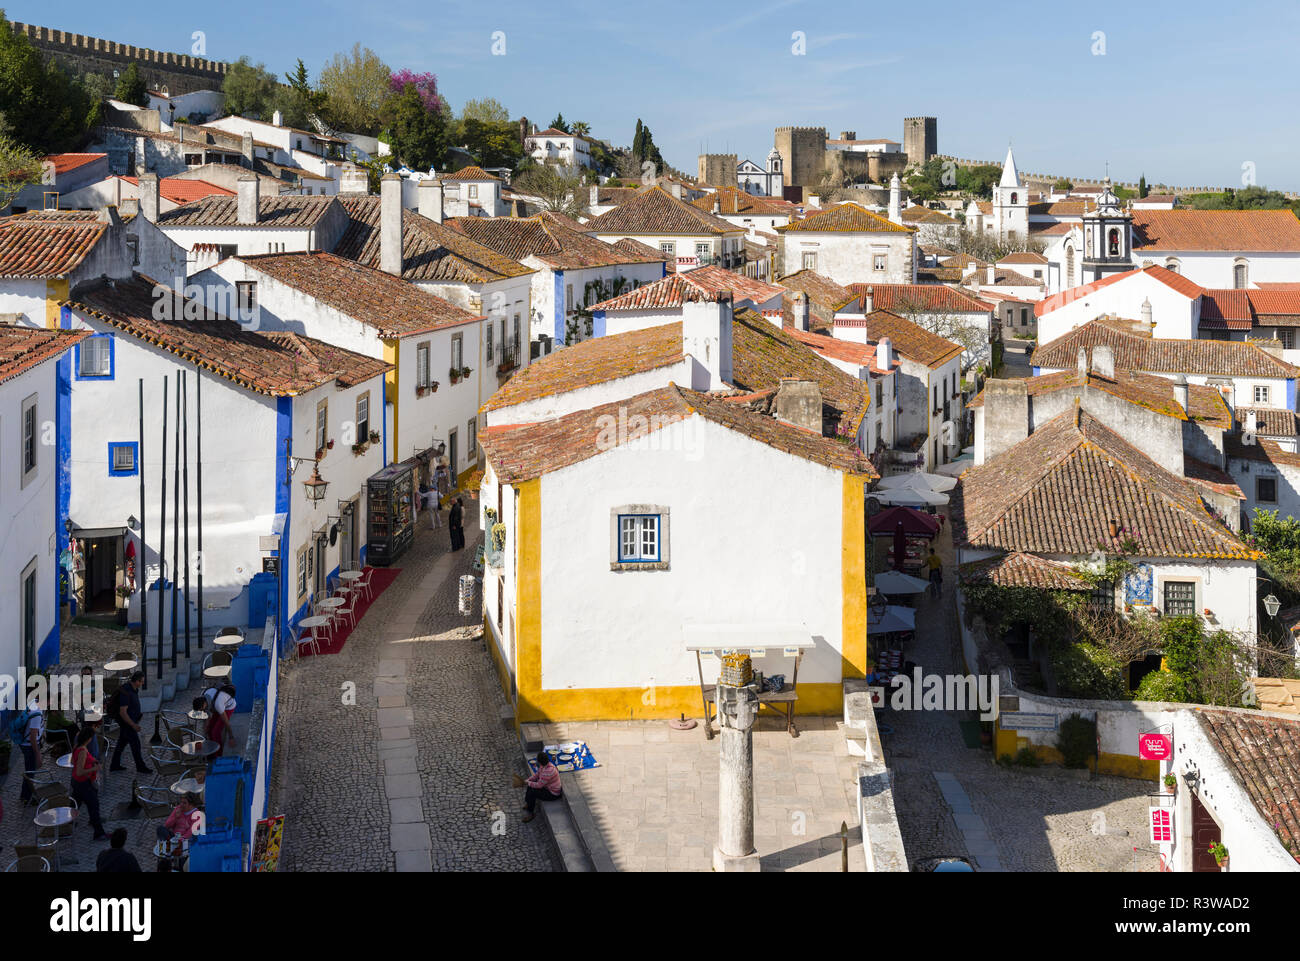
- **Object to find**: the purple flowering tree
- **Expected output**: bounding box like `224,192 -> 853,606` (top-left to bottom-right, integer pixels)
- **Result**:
389,70 -> 444,114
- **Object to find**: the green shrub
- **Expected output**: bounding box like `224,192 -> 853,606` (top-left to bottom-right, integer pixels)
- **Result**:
1057,713 -> 1096,769
1051,643 -> 1126,699
1133,669 -> 1187,703
1014,747 -> 1040,768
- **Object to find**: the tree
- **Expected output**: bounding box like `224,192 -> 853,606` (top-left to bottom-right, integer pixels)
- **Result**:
274,58 -> 327,129
570,120 -> 590,136
0,10 -> 93,152
223,56 -> 278,119
389,69 -> 443,114
1053,179 -> 1073,192
319,44 -> 392,136
954,164 -> 1002,200
379,82 -> 447,171
1138,174 -> 1148,199
459,117 -> 522,169
0,134 -> 42,208
630,118 -> 663,170
549,112 -> 569,133
113,62 -> 149,107
511,163 -> 587,218
461,97 -> 510,126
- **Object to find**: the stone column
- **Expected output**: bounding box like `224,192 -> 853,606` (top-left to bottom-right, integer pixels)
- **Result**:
713,659 -> 761,872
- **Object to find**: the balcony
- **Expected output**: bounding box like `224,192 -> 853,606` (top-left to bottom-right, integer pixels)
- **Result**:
496,352 -> 520,380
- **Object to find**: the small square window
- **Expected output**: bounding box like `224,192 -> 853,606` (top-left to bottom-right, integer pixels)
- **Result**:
1163,580 -> 1196,618
236,281 -> 257,315
1254,385 -> 1271,405
77,335 -> 113,378
802,251 -> 817,271
618,515 -> 659,562
873,254 -> 888,271
108,442 -> 138,477
1257,476 -> 1278,503
659,242 -> 676,258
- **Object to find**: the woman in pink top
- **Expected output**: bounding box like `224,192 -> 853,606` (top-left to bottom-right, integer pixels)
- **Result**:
521,750 -> 562,823
157,793 -> 201,843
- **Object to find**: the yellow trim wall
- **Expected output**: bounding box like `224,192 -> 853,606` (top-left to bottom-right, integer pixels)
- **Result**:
841,473 -> 868,679
995,727 -> 1161,779
46,279 -> 69,329
506,471 -> 868,724
383,338 -> 399,457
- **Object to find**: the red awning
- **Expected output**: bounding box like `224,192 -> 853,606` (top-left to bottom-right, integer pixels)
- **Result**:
869,505 -> 940,538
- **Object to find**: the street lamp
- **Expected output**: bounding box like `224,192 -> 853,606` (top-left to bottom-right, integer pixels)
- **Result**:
285,439 -> 329,507
1264,594 -> 1281,618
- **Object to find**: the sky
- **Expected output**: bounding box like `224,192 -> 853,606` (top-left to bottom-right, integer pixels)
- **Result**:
14,0 -> 1300,191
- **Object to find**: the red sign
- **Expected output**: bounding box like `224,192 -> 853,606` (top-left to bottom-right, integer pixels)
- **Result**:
1138,733 -> 1172,760
1149,807 -> 1173,844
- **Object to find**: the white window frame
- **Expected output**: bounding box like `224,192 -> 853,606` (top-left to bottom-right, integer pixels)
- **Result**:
609,504 -> 670,570
1254,385 -> 1270,405
21,393 -> 38,488
78,336 -> 112,377
356,392 -> 370,441
315,399 -> 328,454
416,341 -> 431,387
802,251 -> 817,271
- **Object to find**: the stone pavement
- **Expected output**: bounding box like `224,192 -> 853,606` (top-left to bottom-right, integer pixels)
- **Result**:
540,718 -> 867,872
881,519 -> 1159,872
271,503 -> 563,872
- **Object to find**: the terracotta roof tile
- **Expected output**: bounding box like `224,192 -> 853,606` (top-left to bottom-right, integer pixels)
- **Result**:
1234,406 -> 1300,437
156,195 -> 338,228
837,309 -> 963,369
842,283 -> 991,315
442,165 -> 501,182
1197,710 -> 1300,856
899,206 -> 957,225
0,325 -> 91,384
583,186 -> 743,237
446,216 -> 659,270
235,252 -> 483,337
482,384 -> 876,483
1133,209 -> 1300,252
0,215 -> 107,278
777,202 -> 914,234
45,153 -> 106,175
591,265 -> 784,311
1032,319 -> 1299,378
1183,455 -> 1246,500
65,275 -> 391,396
332,197 -> 533,284
951,406 -> 1256,559
958,552 -> 1089,590
689,187 -> 793,218
119,176 -> 233,204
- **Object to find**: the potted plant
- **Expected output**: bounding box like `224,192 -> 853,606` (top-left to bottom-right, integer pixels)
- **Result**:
326,439 -> 335,450
460,366 -> 472,379
1163,773 -> 1177,793
369,430 -> 380,444
1208,841 -> 1228,869
115,585 -> 132,626
352,441 -> 367,455
449,366 -> 461,385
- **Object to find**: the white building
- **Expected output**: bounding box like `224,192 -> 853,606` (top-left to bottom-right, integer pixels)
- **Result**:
689,187 -> 794,238
478,383 -> 878,723
736,147 -> 784,197
8,152 -> 110,214
435,166 -> 510,218
589,266 -> 786,339
776,202 -> 917,287
0,325 -> 89,672
834,283 -> 994,372
964,146 -> 1028,243
196,249 -> 498,487
62,274 -> 390,640
582,186 -> 747,274
147,88 -> 224,125
59,174 -> 233,214
523,127 -> 594,171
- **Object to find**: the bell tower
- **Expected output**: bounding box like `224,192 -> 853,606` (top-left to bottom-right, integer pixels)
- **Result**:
1080,177 -> 1133,283
991,145 -> 1028,242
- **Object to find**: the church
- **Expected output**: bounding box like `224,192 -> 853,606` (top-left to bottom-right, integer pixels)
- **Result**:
737,147 -> 784,197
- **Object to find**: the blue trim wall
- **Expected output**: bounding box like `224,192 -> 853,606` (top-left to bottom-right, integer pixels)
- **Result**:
1288,378 -> 1296,412
108,441 -> 139,477
275,396 -> 293,650
72,332 -> 114,381
49,306 -> 73,662
592,309 -> 606,339
553,270 -> 565,346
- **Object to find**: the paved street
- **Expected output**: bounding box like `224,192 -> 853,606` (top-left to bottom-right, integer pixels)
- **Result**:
271,502 -> 563,872
881,521 -> 1159,872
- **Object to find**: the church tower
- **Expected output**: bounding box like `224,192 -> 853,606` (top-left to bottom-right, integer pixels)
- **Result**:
991,145 -> 1028,242
1079,177 -> 1133,283
765,146 -> 783,197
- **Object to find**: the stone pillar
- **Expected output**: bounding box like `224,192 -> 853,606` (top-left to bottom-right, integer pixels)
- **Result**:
713,654 -> 761,872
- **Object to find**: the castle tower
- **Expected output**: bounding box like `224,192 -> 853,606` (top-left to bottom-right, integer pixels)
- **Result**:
991,145 -> 1028,242
1080,177 -> 1134,283
903,117 -> 937,165
773,126 -> 827,189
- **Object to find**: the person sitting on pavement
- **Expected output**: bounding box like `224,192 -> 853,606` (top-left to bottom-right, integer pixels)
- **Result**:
520,750 -> 563,823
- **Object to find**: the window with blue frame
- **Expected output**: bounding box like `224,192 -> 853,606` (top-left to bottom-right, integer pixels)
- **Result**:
75,333 -> 114,379
108,441 -> 138,477
618,514 -> 660,563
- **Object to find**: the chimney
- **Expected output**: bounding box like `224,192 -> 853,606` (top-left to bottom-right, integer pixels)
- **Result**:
138,172 -> 160,222
1076,348 -> 1088,376
670,183 -> 683,200
712,196 -> 721,215
982,379 -> 1029,462
241,132 -> 254,168
417,178 -> 443,223
237,175 -> 260,225
862,285 -> 874,313
381,173 -> 404,276
793,291 -> 810,332
775,379 -> 824,435
888,172 -> 901,224
119,197 -> 140,217
272,109 -> 284,127
986,264 -> 996,286
1172,373 -> 1190,413
339,163 -> 369,195
96,205 -> 123,228
589,185 -> 598,207
877,335 -> 893,370
1140,297 -> 1153,333
1246,409 -> 1258,434
682,295 -> 734,390
1091,343 -> 1115,379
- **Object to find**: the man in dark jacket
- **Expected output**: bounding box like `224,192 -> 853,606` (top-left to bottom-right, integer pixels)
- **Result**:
109,672 -> 152,774
448,498 -> 464,551
96,829 -> 142,872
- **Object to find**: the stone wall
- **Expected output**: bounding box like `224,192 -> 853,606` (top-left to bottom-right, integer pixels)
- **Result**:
12,21 -> 229,96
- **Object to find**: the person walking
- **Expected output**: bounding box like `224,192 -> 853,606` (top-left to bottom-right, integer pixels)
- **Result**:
15,697 -> 43,805
70,726 -> 108,841
109,672 -> 152,774
429,490 -> 442,530
449,497 -> 464,551
925,547 -> 943,599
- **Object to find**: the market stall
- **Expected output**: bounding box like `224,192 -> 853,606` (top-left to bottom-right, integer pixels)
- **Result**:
683,625 -> 815,740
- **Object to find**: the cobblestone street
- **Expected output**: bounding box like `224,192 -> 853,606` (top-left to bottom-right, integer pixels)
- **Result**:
881,521 -> 1159,872
271,503 -> 562,872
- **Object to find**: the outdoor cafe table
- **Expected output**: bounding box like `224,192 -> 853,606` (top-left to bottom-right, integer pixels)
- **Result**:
34,807 -> 76,829
212,635 -> 244,649
299,615 -> 331,651
170,777 -> 205,797
683,625 -> 816,740
180,739 -> 221,759
56,754 -> 74,769
188,709 -> 209,732
339,570 -> 363,582
104,657 -> 138,673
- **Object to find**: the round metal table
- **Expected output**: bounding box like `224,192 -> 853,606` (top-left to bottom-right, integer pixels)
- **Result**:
213,635 -> 244,649
170,777 -> 205,796
104,658 -> 138,673
338,570 -> 363,582
56,753 -> 74,769
202,663 -> 233,680
34,807 -> 76,828
179,739 -> 221,759
318,597 -> 345,611
188,709 -> 209,730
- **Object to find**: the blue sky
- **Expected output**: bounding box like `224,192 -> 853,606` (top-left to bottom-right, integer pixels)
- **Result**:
15,0 -> 1300,190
